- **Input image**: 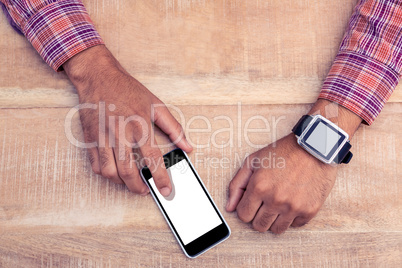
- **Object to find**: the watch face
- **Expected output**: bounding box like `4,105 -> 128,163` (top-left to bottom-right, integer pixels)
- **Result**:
299,116 -> 348,163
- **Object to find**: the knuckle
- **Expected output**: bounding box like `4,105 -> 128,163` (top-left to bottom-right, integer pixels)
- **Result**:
292,217 -> 310,227
228,180 -> 237,192
289,201 -> 302,213
99,152 -> 111,168
237,211 -> 250,223
301,218 -> 311,226
118,166 -> 136,179
128,184 -> 148,195
101,167 -> 119,181
271,224 -> 288,235
236,202 -> 252,223
252,223 -> 266,233
243,155 -> 253,169
146,149 -> 161,161
291,221 -> 303,228
101,169 -> 113,179
272,192 -> 288,206
236,205 -> 252,223
255,212 -> 276,230
91,165 -> 101,175
88,152 -> 98,166
253,182 -> 269,196
111,178 -> 124,185
173,121 -> 184,134
305,206 -> 320,218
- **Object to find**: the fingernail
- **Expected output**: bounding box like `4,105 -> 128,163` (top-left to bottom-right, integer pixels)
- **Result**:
160,187 -> 171,197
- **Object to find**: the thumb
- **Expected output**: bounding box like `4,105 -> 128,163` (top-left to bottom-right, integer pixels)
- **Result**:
153,103 -> 193,152
226,156 -> 254,212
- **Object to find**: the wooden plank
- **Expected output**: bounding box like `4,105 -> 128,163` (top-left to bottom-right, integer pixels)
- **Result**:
0,104 -> 400,266
0,77 -> 337,108
0,232 -> 400,267
0,0 -> 401,108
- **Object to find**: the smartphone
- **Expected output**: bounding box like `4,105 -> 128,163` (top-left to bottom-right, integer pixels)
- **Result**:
140,148 -> 231,258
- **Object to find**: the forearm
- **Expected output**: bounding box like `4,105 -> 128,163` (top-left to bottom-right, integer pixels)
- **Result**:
1,0 -> 104,71
319,0 -> 402,126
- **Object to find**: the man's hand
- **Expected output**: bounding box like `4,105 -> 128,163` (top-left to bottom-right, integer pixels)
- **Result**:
226,100 -> 362,234
63,45 -> 192,196
226,134 -> 337,234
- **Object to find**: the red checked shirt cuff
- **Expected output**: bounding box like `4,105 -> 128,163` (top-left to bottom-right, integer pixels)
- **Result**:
23,0 -> 104,71
318,51 -> 400,125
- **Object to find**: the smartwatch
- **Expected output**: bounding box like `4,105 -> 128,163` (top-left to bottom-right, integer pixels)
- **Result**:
292,115 -> 353,165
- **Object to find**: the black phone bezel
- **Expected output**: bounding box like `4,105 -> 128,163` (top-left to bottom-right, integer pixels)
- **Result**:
141,148 -> 230,257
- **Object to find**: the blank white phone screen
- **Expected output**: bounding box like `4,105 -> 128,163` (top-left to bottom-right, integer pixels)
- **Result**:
149,159 -> 222,245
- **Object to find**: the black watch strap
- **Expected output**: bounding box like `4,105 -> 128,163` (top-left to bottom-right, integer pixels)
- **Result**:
292,115 -> 353,164
333,143 -> 353,164
292,115 -> 313,136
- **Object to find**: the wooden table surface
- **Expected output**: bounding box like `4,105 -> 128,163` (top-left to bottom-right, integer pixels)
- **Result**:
0,0 -> 401,267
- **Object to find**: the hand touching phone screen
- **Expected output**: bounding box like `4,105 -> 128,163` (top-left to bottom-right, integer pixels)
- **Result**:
141,149 -> 230,258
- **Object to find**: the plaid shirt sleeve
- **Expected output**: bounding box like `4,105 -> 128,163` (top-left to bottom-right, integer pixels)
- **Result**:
0,0 -> 104,71
319,0 -> 402,125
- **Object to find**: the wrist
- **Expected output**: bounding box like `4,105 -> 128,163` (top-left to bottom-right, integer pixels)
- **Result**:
63,45 -> 120,94
290,99 -> 359,165
286,133 -> 332,169
308,99 -> 362,138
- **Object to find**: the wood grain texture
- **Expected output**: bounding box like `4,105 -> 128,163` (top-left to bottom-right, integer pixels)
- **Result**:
0,0 -> 401,108
1,0 -> 401,266
0,104 -> 401,266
